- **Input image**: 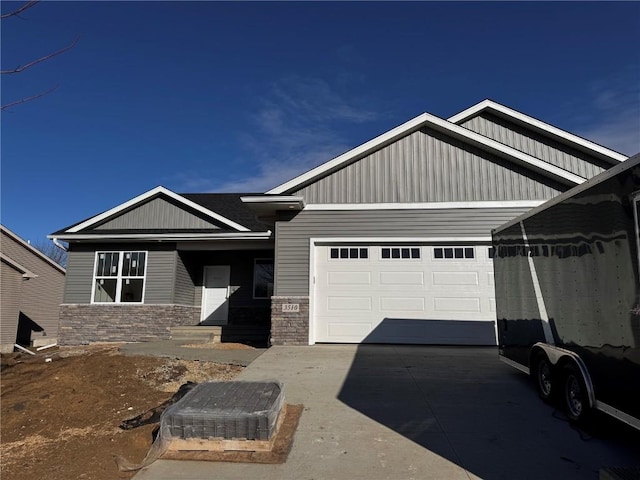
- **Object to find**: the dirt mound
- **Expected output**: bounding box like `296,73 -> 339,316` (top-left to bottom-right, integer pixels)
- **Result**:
0,344 -> 244,480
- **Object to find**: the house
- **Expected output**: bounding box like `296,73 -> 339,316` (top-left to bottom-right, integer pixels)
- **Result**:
49,100 -> 627,346
1,225 -> 66,352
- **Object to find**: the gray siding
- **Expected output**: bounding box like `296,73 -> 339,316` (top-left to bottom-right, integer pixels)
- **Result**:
0,230 -> 65,343
293,128 -> 565,203
458,112 -> 611,178
64,243 -> 177,304
95,196 -> 220,230
174,251 -> 195,305
275,207 -> 535,296
1,262 -> 22,350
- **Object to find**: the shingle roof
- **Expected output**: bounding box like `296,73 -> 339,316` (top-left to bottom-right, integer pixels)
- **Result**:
181,193 -> 270,232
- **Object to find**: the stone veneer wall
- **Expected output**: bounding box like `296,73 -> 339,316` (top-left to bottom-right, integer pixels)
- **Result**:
58,304 -> 200,345
270,296 -> 309,345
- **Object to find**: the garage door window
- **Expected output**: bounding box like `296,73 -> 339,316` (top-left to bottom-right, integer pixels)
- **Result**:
330,247 -> 368,259
381,247 -> 421,259
433,247 -> 474,259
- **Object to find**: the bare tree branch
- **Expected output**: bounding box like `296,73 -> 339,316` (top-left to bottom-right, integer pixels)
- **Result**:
0,1 -> 38,20
1,36 -> 79,75
1,84 -> 58,111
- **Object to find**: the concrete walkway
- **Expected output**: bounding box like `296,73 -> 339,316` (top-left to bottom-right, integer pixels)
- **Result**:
119,340 -> 265,366
134,345 -> 639,480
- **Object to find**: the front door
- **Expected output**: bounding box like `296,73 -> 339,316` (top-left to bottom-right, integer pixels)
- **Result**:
201,265 -> 230,325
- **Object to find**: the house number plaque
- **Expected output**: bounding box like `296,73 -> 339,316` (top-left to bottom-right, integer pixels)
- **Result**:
282,303 -> 300,313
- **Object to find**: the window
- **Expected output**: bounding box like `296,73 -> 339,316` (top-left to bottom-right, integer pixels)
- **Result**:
93,251 -> 146,303
381,247 -> 421,259
329,247 -> 368,259
433,247 -> 475,260
254,259 -> 274,299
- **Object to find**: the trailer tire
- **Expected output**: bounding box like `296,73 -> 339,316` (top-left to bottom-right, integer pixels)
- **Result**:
562,363 -> 589,422
532,353 -> 554,402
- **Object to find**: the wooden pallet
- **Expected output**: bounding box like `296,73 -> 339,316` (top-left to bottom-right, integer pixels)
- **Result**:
161,404 -> 303,464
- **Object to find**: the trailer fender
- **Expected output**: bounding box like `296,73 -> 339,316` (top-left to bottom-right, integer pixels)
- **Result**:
531,343 -> 596,409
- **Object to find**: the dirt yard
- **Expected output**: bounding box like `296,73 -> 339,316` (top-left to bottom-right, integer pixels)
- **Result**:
1,344 -> 245,480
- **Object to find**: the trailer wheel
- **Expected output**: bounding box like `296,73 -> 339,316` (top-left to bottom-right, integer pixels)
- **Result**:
533,353 -> 554,402
562,364 -> 589,422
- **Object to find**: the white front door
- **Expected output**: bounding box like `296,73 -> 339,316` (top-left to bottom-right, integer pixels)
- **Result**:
201,265 -> 230,325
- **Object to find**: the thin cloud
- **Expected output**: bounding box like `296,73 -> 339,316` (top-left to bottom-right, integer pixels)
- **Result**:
212,76 -> 378,192
577,71 -> 640,156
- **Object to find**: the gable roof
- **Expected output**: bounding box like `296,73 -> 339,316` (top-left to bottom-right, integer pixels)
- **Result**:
447,99 -> 627,164
267,110 -> 589,195
1,225 -> 66,274
181,193 -> 272,232
59,186 -> 252,234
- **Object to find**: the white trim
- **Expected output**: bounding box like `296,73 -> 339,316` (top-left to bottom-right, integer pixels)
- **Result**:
494,154 -> 640,234
1,225 -> 66,273
66,186 -> 250,233
241,195 -> 305,204
267,110 -> 587,194
91,250 -> 147,304
50,231 -> 272,241
448,99 -> 627,163
304,200 -> 545,211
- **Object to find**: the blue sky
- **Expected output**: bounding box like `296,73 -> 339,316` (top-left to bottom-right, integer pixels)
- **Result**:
2,1 -> 639,246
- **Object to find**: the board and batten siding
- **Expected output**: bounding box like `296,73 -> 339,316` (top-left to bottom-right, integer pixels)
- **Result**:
94,197 -> 220,230
293,128 -> 565,204
274,207 -> 535,297
458,112 -> 612,178
64,243 -> 178,304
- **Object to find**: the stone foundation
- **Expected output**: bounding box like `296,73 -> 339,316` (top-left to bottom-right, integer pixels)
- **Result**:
270,296 -> 309,345
58,304 -> 201,345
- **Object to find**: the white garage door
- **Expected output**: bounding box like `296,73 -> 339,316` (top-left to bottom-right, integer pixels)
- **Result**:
313,244 -> 496,344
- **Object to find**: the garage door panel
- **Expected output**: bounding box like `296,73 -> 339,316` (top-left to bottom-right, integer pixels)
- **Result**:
432,271 -> 479,286
434,297 -> 481,312
327,296 -> 372,311
328,271 -> 371,285
380,297 -> 425,312
379,271 -> 424,285
327,323 -> 372,339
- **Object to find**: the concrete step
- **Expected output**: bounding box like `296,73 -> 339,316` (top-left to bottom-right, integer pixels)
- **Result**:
170,326 -> 222,343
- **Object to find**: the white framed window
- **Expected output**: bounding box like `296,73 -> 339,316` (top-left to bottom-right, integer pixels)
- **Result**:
433,247 -> 475,260
92,251 -> 147,303
381,247 -> 421,260
253,258 -> 274,299
329,247 -> 369,260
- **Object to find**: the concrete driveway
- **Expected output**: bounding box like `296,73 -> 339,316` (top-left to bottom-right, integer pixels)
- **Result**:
134,345 -> 639,480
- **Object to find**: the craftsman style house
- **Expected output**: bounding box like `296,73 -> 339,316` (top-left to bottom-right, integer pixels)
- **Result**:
50,100 -> 628,346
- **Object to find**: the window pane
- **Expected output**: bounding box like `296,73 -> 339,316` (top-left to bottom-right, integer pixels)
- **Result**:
391,248 -> 400,259
382,248 -> 390,259
340,248 -> 349,259
94,279 -> 117,302
454,248 -> 464,258
121,278 -> 143,302
465,248 -> 474,259
330,248 -> 339,259
411,248 -> 420,259
444,248 -> 453,259
96,252 -> 119,277
434,248 -> 443,259
349,248 -> 358,258
254,260 -> 274,298
488,247 -> 495,259
359,248 -> 368,259
401,248 -> 410,259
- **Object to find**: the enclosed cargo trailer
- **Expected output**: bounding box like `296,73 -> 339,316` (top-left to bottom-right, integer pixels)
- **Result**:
492,153 -> 640,429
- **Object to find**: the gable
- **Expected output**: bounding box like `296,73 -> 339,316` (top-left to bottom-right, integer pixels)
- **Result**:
457,111 -> 613,178
93,196 -> 221,231
292,127 -> 566,204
